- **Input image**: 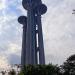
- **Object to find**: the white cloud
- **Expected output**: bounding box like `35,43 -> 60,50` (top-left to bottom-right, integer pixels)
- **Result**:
0,0 -> 6,10
7,43 -> 21,55
42,0 -> 75,65
0,0 -> 75,68
0,56 -> 10,71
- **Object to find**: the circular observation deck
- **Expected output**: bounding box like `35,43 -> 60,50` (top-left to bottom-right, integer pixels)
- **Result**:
18,16 -> 27,25
22,0 -> 42,10
22,0 -> 47,15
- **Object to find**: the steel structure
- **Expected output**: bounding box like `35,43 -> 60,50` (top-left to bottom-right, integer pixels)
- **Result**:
18,0 -> 47,66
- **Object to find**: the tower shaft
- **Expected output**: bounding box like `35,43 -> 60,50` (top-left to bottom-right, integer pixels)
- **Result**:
37,14 -> 45,64
25,9 -> 36,64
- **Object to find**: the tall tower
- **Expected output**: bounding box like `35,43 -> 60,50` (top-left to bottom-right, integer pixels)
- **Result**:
18,0 -> 47,66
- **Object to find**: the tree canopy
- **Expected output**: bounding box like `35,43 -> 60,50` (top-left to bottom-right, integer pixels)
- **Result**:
61,54 -> 75,75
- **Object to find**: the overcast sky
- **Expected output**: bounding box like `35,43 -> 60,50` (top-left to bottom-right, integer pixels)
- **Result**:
0,0 -> 75,70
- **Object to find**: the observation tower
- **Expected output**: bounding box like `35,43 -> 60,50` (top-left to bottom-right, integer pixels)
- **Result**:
18,0 -> 47,66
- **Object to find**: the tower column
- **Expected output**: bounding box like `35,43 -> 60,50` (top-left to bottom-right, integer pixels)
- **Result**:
37,14 -> 45,64
18,16 -> 27,66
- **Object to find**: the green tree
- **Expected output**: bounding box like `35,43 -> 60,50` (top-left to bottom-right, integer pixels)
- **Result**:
1,71 -> 6,75
62,54 -> 75,75
8,69 -> 16,75
19,64 -> 60,75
